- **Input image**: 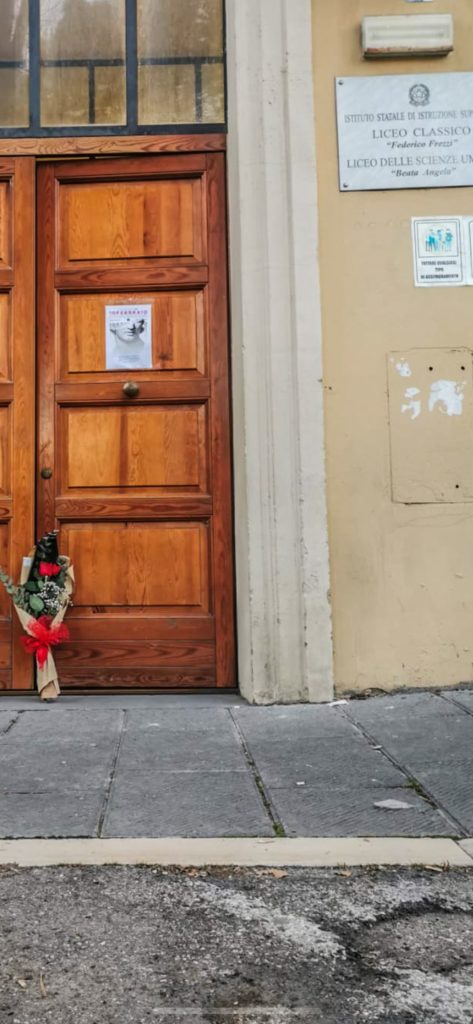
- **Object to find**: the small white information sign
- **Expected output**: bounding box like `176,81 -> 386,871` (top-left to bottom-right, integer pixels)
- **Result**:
105,304 -> 153,370
336,73 -> 473,192
412,216 -> 473,287
466,219 -> 473,282
411,217 -> 464,286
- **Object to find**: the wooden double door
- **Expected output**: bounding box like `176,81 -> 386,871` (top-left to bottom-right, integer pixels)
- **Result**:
0,153 -> 235,691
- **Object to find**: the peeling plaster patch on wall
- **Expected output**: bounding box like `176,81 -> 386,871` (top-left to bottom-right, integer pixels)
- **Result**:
428,380 -> 466,417
388,349 -> 473,503
401,387 -> 421,420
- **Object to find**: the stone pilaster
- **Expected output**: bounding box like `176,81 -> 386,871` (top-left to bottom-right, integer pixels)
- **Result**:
226,0 -> 333,702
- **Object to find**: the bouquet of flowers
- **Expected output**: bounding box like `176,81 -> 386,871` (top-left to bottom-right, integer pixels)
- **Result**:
0,531 -> 74,701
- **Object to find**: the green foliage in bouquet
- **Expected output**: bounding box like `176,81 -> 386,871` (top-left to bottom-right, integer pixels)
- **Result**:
0,557 -> 70,620
0,567 -> 26,609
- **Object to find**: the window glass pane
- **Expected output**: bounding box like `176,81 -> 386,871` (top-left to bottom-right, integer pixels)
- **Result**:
40,0 -> 126,126
0,0 -> 29,127
139,66 -> 196,126
138,0 -> 225,125
138,0 -> 224,60
201,63 -> 224,123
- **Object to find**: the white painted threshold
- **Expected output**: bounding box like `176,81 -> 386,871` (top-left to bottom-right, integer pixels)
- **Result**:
0,837 -> 471,868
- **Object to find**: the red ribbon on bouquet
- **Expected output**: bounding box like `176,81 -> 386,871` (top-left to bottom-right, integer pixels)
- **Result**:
21,615 -> 70,669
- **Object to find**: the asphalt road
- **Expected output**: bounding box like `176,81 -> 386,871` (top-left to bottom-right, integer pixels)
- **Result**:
1,865 -> 473,1024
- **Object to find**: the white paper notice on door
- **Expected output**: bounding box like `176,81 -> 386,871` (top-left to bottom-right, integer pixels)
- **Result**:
105,304 -> 153,370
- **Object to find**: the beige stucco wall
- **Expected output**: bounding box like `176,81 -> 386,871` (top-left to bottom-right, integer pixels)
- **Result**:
312,0 -> 473,693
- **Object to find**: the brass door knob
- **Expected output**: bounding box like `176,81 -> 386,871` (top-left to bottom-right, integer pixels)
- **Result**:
123,381 -> 140,398
40,467 -> 53,479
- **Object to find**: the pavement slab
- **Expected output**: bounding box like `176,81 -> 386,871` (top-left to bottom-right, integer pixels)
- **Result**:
234,734 -> 406,788
344,693 -> 473,835
232,704 -> 352,740
0,789 -> 107,838
102,708 -> 273,837
263,784 -> 453,837
1,865 -> 473,1023
234,703 -> 454,836
443,689 -> 473,716
102,768 -> 274,838
0,709 -> 123,838
118,708 -> 248,772
344,692 -> 473,766
405,768 -> 473,835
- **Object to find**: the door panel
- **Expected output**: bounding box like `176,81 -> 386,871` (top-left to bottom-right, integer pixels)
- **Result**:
59,181 -> 200,262
0,407 -> 10,493
0,159 -> 35,689
61,291 -> 206,375
61,404 -> 207,490
64,522 -> 209,608
0,525 -> 10,620
37,153 -> 234,689
0,183 -> 12,268
0,294 -> 11,379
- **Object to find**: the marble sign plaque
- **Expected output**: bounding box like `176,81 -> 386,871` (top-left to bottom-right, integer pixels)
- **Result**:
336,73 -> 473,191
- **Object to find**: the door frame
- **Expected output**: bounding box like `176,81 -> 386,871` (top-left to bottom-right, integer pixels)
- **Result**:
1,135 -> 235,692
0,136 -> 225,157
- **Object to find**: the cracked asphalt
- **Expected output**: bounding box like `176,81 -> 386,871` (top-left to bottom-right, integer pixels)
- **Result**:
1,865 -> 473,1024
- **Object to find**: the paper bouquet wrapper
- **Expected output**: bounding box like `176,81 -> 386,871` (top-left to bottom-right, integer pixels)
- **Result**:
16,555 -> 75,696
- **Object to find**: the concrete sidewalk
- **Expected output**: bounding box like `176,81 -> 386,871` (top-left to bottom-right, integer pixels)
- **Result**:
0,689 -> 472,840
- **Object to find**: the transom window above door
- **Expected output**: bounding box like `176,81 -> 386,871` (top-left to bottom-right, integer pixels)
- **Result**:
0,0 -> 225,135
